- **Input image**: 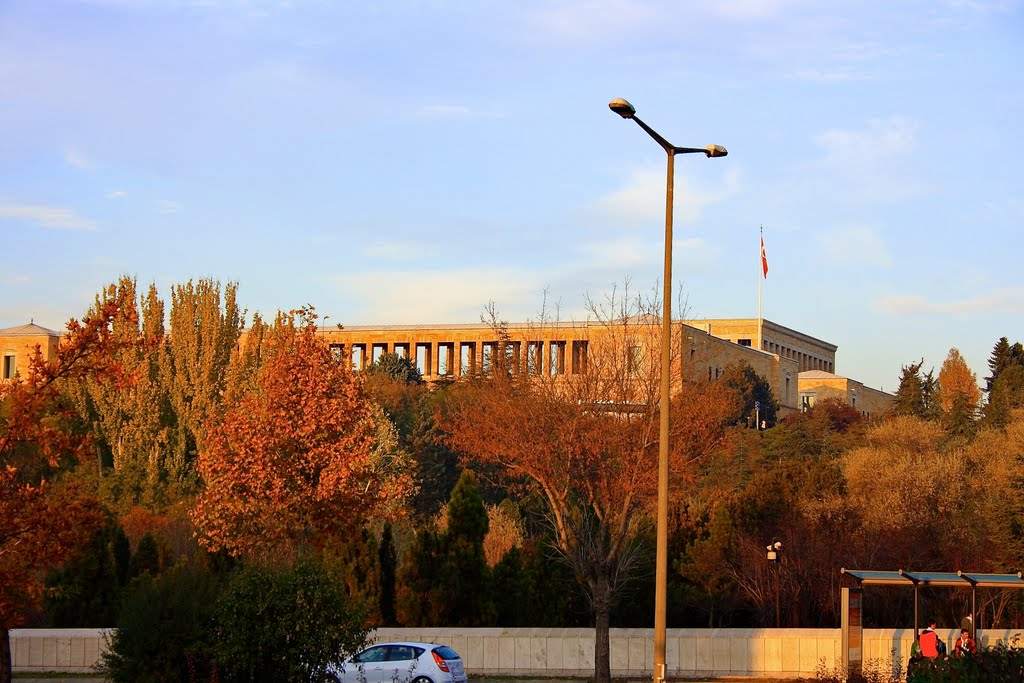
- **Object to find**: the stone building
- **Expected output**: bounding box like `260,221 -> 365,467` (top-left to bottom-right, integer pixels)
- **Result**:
314,317 -> 889,417
0,316 -> 892,417
0,322 -> 61,380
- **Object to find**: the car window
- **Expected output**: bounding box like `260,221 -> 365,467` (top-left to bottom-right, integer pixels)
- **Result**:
433,646 -> 459,660
387,645 -> 419,662
354,646 -> 388,663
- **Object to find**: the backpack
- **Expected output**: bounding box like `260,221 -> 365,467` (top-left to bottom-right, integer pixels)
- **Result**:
936,638 -> 947,656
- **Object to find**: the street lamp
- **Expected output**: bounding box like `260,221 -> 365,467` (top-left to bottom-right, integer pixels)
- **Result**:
608,98 -> 727,683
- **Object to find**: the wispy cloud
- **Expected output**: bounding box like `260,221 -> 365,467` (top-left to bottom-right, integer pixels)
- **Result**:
817,226 -> 892,268
330,269 -> 544,324
813,117 -> 917,169
874,287 -> 1024,317
64,147 -> 93,169
362,241 -> 437,261
0,202 -> 96,230
522,0 -> 656,44
107,190 -> 126,199
593,166 -> 741,227
155,199 -> 182,214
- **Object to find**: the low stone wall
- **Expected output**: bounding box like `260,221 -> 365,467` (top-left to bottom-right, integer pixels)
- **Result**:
10,628 -> 109,674
11,626 -> 1022,678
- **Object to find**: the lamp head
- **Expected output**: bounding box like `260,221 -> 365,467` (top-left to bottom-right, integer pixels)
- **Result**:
609,98 -> 636,119
705,144 -> 728,158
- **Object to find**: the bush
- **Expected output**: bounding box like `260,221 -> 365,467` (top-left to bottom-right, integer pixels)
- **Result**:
99,567 -> 221,683
906,635 -> 1024,683
212,559 -> 370,682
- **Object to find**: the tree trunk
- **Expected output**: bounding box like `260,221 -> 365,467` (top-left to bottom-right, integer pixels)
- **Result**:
593,577 -> 612,683
1,626 -> 12,683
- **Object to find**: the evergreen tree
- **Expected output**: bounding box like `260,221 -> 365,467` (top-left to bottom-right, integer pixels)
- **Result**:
45,518 -> 125,627
378,523 -> 397,626
444,470 -> 493,625
365,351 -> 423,384
491,546 -> 527,625
893,361 -> 927,418
986,337 -> 1014,392
394,527 -> 445,626
322,528 -> 382,624
129,533 -> 161,579
719,361 -> 778,427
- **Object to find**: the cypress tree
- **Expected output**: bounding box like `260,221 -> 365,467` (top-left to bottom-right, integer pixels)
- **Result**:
378,523 -> 397,626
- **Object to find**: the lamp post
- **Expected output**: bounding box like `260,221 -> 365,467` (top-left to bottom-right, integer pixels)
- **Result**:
608,98 -> 727,683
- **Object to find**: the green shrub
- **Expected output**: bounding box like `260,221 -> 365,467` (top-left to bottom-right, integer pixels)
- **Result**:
212,559 -> 370,682
99,567 -> 220,683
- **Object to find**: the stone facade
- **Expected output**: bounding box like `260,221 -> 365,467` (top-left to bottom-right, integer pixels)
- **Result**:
314,317 -> 885,415
0,323 -> 61,380
798,370 -> 894,418
0,316 -> 891,416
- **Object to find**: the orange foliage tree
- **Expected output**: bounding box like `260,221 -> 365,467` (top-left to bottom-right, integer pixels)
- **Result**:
191,310 -> 410,560
441,296 -> 737,683
0,303 -> 120,683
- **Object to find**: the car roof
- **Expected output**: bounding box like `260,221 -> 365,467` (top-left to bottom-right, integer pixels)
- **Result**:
368,641 -> 448,650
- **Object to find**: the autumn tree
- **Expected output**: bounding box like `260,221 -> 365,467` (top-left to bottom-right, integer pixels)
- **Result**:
441,292 -> 737,683
191,309 -> 411,560
0,304 -> 120,683
936,348 -> 981,438
63,277 -> 247,509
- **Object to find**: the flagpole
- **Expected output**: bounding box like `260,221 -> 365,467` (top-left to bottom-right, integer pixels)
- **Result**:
758,225 -> 764,352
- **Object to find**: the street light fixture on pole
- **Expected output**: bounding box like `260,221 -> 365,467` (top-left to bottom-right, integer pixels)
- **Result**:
608,98 -> 727,683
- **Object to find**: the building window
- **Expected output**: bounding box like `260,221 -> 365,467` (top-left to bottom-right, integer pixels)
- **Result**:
737,338 -> 752,347
571,340 -> 588,375
2,354 -> 14,379
628,344 -> 643,376
800,393 -> 815,411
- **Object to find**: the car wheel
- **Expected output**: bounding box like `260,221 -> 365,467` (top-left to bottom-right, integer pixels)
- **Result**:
412,677 -> 433,683
322,674 -> 341,683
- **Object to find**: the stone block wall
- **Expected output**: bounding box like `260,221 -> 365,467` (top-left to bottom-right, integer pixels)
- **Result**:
11,626 -> 1022,678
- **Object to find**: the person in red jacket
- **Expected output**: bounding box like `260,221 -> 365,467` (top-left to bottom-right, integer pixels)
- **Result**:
953,628 -> 977,657
919,621 -> 940,658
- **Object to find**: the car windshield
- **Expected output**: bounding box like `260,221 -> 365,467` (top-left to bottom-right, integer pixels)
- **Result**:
433,646 -> 459,660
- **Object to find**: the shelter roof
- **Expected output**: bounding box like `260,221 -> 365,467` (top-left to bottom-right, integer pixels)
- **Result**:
842,568 -> 1024,589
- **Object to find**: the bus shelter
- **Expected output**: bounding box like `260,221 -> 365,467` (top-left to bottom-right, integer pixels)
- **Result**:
838,569 -> 1024,673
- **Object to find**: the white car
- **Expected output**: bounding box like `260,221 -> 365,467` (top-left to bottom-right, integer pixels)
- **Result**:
325,641 -> 468,683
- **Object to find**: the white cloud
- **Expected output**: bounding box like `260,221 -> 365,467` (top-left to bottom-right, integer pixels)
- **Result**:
330,269 -> 545,324
813,117 -> 917,169
64,147 -> 93,169
155,199 -> 182,213
593,166 -> 740,227
107,190 -> 126,199
816,225 -> 893,268
523,0 -> 656,44
0,202 -> 96,230
874,287 -> 1024,317
362,241 -> 438,261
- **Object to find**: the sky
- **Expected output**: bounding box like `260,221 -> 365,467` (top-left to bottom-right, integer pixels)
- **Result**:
1,0 -> 1022,393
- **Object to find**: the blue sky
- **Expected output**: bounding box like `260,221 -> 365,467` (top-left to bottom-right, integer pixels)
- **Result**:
1,0 -> 1021,393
